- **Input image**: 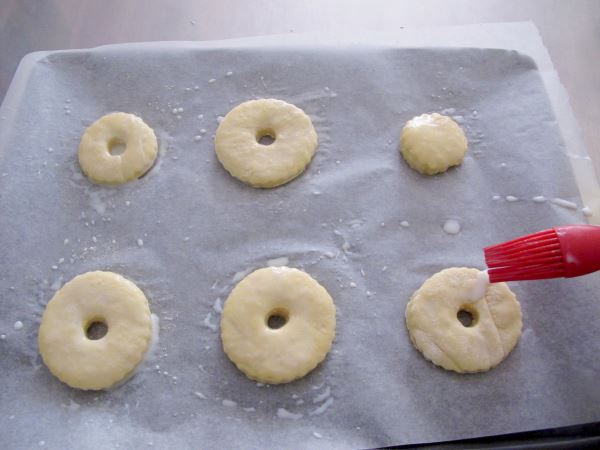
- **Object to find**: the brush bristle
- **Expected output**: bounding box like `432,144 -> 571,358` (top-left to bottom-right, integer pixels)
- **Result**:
485,228 -> 566,282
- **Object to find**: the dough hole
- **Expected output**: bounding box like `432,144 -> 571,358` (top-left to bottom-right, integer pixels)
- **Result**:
457,307 -> 478,328
108,138 -> 126,156
266,308 -> 289,329
256,130 -> 276,146
85,320 -> 108,340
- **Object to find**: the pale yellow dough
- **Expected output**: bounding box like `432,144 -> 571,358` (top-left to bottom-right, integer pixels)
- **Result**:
38,271 -> 152,390
78,112 -> 158,185
405,267 -> 522,373
215,99 -> 318,188
400,113 -> 468,175
220,267 -> 336,384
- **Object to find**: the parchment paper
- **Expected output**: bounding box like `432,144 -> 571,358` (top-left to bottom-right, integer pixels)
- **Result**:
1,33 -> 600,450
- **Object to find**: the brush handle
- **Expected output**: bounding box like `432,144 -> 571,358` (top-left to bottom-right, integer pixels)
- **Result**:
555,225 -> 600,277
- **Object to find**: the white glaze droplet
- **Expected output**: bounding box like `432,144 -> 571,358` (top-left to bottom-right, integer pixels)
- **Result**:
213,298 -> 223,314
309,397 -> 334,416
313,386 -> 331,403
222,399 -> 237,407
232,267 -> 253,283
203,312 -> 218,331
550,198 -> 577,210
443,219 -> 461,235
193,391 -> 207,399
532,196 -> 546,203
144,314 -> 161,362
506,195 -> 518,202
89,191 -> 107,215
51,277 -> 63,291
400,220 -> 409,228
277,408 -> 303,420
582,206 -> 593,217
65,399 -> 80,411
137,238 -> 144,247
13,321 -> 23,330
267,256 -> 289,267
465,270 -> 490,303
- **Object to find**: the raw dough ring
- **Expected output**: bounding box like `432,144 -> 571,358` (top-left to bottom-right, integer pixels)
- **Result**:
405,267 -> 522,373
400,113 -> 468,175
215,99 -> 318,188
220,267 -> 336,384
38,271 -> 152,390
78,112 -> 158,185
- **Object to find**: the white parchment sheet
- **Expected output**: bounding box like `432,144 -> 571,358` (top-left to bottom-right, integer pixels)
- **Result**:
1,33 -> 599,449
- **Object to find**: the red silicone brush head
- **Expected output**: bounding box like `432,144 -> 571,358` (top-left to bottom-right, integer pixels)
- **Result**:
484,228 -> 566,282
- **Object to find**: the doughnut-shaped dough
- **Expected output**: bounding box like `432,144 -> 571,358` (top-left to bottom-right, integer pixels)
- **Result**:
38,271 -> 152,390
78,112 -> 158,185
400,113 -> 468,175
405,267 -> 522,373
220,267 -> 335,384
215,99 -> 318,188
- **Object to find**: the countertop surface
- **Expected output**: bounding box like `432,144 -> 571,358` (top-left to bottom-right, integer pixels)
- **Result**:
1,0 -> 599,171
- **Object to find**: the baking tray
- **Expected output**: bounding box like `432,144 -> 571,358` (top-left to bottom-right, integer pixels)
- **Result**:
1,39 -> 600,449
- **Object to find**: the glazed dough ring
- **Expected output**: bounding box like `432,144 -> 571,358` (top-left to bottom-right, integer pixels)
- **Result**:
38,271 -> 152,390
220,267 -> 336,384
405,267 -> 522,373
78,112 -> 158,185
400,113 -> 468,175
215,99 -> 318,188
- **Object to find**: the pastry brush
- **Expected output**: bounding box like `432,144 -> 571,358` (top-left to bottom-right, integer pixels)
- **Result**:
484,225 -> 600,282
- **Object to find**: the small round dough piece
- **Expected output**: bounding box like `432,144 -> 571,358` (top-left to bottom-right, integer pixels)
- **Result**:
78,112 -> 158,185
38,271 -> 152,390
221,267 -> 336,384
405,267 -> 522,373
215,99 -> 318,188
400,113 -> 468,175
